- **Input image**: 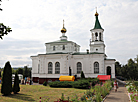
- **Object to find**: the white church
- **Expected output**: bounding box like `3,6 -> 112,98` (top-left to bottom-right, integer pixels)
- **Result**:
31,11 -> 116,84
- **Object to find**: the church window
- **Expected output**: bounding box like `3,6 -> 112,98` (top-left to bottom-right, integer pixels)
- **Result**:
55,62 -> 60,74
48,62 -> 53,74
96,49 -> 98,51
99,33 -> 102,41
94,62 -> 99,73
63,45 -> 65,50
77,62 -> 82,74
53,46 -> 55,51
95,32 -> 98,41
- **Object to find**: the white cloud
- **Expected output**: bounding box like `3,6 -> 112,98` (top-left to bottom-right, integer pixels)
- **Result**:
0,0 -> 138,67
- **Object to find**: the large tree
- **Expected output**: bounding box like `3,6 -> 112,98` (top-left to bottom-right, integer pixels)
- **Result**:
116,57 -> 138,80
12,72 -> 20,94
23,66 -> 31,78
115,61 -> 122,76
0,23 -> 12,39
17,68 -> 23,75
1,61 -> 12,95
0,1 -> 12,39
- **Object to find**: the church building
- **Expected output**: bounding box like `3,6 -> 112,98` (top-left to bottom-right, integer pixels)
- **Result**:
31,11 -> 116,84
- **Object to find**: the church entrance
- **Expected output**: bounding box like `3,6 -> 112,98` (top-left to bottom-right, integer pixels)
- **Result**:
106,66 -> 111,76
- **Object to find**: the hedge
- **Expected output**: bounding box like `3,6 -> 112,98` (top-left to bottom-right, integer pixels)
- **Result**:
48,78 -> 99,89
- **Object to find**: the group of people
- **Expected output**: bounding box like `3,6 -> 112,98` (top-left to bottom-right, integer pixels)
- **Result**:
21,77 -> 33,85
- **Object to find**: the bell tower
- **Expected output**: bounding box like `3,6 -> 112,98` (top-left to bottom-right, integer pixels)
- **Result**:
90,10 -> 105,53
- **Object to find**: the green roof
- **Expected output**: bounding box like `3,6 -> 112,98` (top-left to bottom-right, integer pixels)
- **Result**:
46,40 -> 73,44
93,16 -> 103,29
31,52 -> 105,57
72,52 -> 104,55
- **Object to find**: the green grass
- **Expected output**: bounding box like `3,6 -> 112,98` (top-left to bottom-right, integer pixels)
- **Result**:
0,84 -> 87,102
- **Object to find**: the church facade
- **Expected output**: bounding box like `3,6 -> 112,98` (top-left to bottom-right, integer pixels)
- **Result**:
31,11 -> 116,84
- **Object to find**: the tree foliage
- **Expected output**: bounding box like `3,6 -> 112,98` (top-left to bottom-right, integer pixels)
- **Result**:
115,56 -> 138,80
1,61 -> 12,95
17,68 -> 23,75
23,66 -> 31,78
0,23 -> 12,39
81,71 -> 85,79
12,72 -> 20,94
0,1 -> 12,39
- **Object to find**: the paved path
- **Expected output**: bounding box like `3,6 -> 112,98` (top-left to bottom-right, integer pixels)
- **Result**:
104,84 -> 130,102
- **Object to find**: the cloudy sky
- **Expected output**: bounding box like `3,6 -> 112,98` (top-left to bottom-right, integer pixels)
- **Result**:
0,0 -> 138,67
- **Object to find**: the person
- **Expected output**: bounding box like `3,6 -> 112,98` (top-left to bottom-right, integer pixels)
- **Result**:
114,80 -> 118,92
21,78 -> 24,84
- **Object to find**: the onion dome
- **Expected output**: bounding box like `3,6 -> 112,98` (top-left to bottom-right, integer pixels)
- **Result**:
93,9 -> 103,29
61,20 -> 67,33
95,11 -> 99,16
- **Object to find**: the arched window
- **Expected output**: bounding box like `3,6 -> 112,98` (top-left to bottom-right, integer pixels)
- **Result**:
63,45 -> 65,50
77,62 -> 82,74
53,46 -> 55,51
55,62 -> 60,74
95,32 -> 98,41
48,62 -> 53,74
99,32 -> 101,41
94,62 -> 99,73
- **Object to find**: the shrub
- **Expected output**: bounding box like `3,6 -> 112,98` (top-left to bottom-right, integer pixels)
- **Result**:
73,80 -> 90,89
81,94 -> 87,101
12,72 -> 20,94
95,92 -> 102,102
43,81 -> 47,86
81,71 -> 85,79
49,81 -> 73,88
1,61 -> 12,96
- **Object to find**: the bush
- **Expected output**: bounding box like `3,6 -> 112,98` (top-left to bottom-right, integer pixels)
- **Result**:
1,62 -> 12,96
81,71 -> 85,79
43,81 -> 47,86
12,72 -> 20,94
73,80 -> 90,89
49,81 -> 74,88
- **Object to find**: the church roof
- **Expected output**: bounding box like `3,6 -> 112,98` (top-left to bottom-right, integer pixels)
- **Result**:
30,52 -> 105,57
72,52 -> 104,55
46,39 -> 80,47
93,11 -> 103,30
46,39 -> 72,44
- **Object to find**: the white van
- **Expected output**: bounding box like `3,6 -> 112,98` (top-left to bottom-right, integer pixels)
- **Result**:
12,74 -> 23,83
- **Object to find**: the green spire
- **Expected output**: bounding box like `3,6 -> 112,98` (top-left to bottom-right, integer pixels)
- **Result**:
93,11 -> 103,29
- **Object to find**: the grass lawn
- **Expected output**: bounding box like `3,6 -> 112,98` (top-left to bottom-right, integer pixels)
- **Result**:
0,84 -> 87,102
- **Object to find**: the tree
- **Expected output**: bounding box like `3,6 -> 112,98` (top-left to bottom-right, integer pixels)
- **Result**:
0,1 -> 12,39
0,0 -> 3,11
0,71 -> 1,77
12,72 -> 20,94
17,68 -> 23,75
0,23 -> 12,39
115,61 -> 122,76
81,71 -> 85,79
23,66 -> 31,78
1,61 -> 12,95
